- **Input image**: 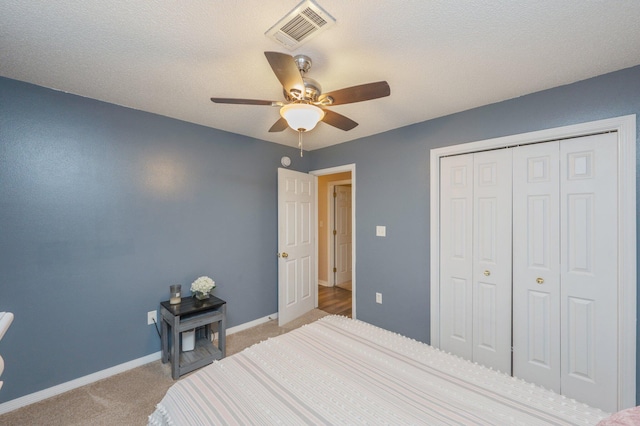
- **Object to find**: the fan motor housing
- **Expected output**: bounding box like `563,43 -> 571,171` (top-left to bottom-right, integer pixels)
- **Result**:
284,54 -> 322,101
285,77 -> 322,102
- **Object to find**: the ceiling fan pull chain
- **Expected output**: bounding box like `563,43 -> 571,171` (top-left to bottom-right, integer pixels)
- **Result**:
298,130 -> 304,157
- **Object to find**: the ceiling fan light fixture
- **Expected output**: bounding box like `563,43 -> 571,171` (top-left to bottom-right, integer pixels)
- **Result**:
280,103 -> 324,132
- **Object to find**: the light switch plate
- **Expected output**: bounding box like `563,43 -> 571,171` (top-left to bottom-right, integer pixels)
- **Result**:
376,226 -> 386,237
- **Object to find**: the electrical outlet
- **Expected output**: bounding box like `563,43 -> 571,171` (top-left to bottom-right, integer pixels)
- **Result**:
147,310 -> 157,325
376,292 -> 382,304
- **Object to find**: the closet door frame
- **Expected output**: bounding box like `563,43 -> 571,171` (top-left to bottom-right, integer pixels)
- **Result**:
429,114 -> 636,410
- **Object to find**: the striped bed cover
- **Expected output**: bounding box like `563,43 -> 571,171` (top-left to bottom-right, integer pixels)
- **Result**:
148,315 -> 608,425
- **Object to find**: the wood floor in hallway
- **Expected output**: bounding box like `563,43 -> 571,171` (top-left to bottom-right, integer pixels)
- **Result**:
318,285 -> 352,317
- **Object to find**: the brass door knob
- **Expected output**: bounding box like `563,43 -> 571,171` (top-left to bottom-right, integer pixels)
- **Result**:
484,270 -> 490,276
536,277 -> 544,284
281,252 -> 289,258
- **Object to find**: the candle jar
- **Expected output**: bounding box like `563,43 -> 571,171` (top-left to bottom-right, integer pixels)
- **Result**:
169,285 -> 182,305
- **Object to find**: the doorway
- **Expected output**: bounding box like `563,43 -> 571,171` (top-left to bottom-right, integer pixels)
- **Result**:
311,165 -> 355,318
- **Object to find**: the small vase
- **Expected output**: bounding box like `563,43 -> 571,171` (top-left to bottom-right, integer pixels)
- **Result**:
194,291 -> 210,301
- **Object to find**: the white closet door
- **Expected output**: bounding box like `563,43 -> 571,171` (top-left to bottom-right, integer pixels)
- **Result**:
439,154 -> 474,360
512,142 -> 561,391
560,133 -> 618,412
472,149 -> 512,373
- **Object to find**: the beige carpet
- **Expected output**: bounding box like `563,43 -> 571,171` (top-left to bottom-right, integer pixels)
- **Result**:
0,309 -> 328,426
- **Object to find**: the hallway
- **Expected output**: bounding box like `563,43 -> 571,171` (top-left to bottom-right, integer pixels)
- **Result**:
318,285 -> 352,317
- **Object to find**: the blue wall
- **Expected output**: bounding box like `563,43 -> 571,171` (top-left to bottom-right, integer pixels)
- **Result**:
1,64 -> 639,405
310,65 -> 640,402
0,77 -> 308,403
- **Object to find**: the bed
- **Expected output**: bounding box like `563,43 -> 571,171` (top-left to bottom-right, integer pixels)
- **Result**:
149,315 -> 610,425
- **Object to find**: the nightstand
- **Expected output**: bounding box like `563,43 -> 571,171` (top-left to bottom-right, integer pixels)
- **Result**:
160,296 -> 226,379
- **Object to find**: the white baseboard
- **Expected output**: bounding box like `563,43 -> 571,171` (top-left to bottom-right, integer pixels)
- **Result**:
0,351 -> 161,415
0,312 -> 278,415
227,312 -> 277,335
318,280 -> 330,287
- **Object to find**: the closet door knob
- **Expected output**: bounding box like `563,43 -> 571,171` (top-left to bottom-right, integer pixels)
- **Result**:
536,277 -> 544,284
281,252 -> 289,258
483,270 -> 490,276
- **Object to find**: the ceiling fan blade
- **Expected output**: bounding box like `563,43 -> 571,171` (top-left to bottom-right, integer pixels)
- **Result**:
264,51 -> 305,95
319,81 -> 390,106
322,109 -> 358,131
211,97 -> 281,106
269,117 -> 289,132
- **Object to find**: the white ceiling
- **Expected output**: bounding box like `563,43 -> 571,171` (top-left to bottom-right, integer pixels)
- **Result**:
2,1 -> 640,151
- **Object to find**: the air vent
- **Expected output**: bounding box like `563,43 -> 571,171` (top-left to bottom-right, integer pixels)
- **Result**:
265,0 -> 336,50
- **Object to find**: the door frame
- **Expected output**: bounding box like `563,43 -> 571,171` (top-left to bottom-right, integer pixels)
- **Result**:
328,180 -> 352,286
311,164 -> 356,319
429,114 -> 636,409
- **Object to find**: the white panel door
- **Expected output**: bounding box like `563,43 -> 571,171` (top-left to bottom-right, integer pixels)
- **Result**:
278,168 -> 316,326
560,133 -> 618,412
472,149 -> 513,373
512,142 -> 561,391
335,185 -> 352,286
439,154 -> 474,360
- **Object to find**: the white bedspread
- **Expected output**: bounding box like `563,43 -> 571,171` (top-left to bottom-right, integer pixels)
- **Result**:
149,315 -> 609,425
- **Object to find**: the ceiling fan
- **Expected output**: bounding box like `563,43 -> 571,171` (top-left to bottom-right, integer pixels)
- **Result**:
211,51 -> 390,155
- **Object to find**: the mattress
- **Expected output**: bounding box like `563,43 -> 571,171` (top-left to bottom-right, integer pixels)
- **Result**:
148,315 -> 609,425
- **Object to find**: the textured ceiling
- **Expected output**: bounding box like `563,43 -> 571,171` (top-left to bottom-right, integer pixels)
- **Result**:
2,1 -> 640,151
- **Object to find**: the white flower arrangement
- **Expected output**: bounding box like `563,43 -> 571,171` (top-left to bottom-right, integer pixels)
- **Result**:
190,276 -> 216,294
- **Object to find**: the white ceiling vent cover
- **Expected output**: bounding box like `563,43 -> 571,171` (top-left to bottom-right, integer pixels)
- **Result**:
265,0 -> 336,50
